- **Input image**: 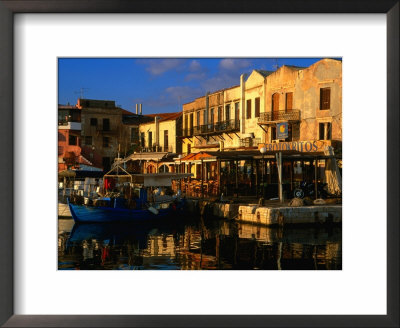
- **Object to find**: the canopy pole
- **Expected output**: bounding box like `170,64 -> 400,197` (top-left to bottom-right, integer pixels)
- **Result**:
276,152 -> 283,203
314,158 -> 318,200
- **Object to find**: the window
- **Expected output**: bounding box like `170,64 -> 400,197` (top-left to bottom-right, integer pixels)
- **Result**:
234,102 -> 240,121
140,132 -> 145,147
320,88 -> 331,110
85,136 -> 92,146
103,136 -> 110,147
184,114 -> 188,131
218,106 -> 223,122
130,127 -> 138,143
246,99 -> 251,119
90,118 -> 97,126
196,111 -> 200,126
271,126 -> 277,141
68,135 -> 77,145
189,113 -> 194,130
291,123 -> 300,141
272,93 -> 280,112
203,109 -> 208,125
225,104 -> 230,121
210,108 -> 214,124
187,143 -> 191,154
148,131 -> 152,149
103,118 -> 110,131
285,92 -> 293,112
164,130 -> 169,152
319,122 -> 332,140
255,97 -> 260,118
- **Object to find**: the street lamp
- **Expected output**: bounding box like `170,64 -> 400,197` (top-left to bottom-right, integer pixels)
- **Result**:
260,147 -> 267,199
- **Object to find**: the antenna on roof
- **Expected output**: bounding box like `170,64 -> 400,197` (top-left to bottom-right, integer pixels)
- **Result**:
74,87 -> 89,99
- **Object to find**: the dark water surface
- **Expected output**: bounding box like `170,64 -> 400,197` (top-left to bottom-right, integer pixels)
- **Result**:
58,215 -> 342,270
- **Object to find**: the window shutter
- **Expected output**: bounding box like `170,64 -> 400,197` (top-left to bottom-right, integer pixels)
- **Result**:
255,98 -> 260,117
286,93 -> 293,112
320,88 -> 331,110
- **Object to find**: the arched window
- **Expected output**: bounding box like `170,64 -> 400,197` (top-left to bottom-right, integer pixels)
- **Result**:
159,164 -> 169,173
272,93 -> 280,113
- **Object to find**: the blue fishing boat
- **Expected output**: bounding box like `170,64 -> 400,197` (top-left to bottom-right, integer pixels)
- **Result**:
67,165 -> 191,223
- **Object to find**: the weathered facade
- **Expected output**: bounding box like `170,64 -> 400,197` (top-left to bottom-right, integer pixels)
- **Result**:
181,59 -> 342,155
258,59 -> 342,147
58,105 -> 84,171
78,99 -> 124,171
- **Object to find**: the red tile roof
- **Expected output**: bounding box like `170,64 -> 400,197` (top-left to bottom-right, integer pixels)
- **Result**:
121,109 -> 135,115
144,112 -> 182,122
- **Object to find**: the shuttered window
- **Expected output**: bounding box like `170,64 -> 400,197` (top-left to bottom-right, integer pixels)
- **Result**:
246,99 -> 251,119
272,93 -> 280,112
255,97 -> 260,117
234,102 -> 240,121
320,88 -> 331,110
285,92 -> 293,112
218,106 -> 223,122
225,104 -> 230,121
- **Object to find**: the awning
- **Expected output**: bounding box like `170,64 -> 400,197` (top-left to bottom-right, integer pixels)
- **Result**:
123,152 -> 171,162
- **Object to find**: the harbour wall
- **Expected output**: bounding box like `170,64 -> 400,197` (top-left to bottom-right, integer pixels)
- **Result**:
186,199 -> 342,226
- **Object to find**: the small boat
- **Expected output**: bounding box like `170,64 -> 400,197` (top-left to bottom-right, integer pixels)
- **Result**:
67,165 -> 191,223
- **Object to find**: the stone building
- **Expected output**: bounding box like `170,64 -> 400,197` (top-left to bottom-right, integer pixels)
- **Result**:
181,58 -> 342,154
178,58 -> 342,199
258,58 -> 342,148
78,98 -> 125,171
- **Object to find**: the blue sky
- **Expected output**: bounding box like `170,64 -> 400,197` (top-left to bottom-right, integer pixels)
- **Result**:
58,58 -> 326,114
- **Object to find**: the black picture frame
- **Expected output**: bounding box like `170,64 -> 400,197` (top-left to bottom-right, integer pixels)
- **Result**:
0,1 -> 398,327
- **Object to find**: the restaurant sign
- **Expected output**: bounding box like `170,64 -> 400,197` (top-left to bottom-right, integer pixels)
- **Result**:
259,140 -> 331,153
276,122 -> 288,139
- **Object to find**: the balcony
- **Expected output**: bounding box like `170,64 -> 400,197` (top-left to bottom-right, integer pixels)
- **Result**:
58,122 -> 81,130
193,119 -> 240,136
258,110 -> 300,124
240,138 -> 261,148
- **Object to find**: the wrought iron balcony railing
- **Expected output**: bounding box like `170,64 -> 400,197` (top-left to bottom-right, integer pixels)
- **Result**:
258,110 -> 300,124
193,119 -> 240,136
240,138 -> 261,148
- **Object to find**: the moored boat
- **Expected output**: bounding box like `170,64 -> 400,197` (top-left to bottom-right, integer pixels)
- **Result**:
68,165 -> 191,223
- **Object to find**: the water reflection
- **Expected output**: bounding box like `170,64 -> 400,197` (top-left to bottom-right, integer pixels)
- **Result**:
58,217 -> 341,270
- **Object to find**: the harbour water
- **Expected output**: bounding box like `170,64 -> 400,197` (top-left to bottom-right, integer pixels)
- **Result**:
58,215 -> 341,270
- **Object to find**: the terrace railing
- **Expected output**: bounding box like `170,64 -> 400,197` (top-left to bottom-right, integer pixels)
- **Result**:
193,119 -> 240,136
258,110 -> 300,124
240,138 -> 261,148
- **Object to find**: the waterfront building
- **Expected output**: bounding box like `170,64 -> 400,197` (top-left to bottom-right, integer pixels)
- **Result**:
178,58 -> 342,199
58,104 -> 94,171
121,112 -> 183,174
78,98 -> 127,171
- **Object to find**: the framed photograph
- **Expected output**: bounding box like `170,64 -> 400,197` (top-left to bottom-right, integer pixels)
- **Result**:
0,1 -> 398,327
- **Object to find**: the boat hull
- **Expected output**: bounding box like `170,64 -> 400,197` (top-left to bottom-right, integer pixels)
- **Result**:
68,201 -> 173,223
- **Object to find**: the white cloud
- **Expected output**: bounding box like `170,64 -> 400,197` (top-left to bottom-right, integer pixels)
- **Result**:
219,58 -> 252,71
137,59 -> 186,76
188,60 -> 201,72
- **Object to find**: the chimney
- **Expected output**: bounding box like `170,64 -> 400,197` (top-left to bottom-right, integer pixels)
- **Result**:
136,104 -> 138,115
139,104 -> 142,115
